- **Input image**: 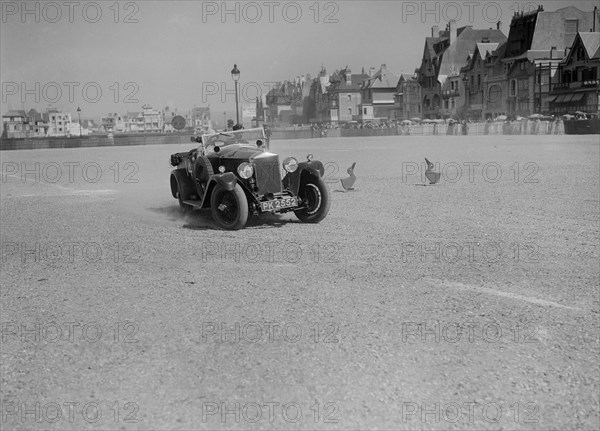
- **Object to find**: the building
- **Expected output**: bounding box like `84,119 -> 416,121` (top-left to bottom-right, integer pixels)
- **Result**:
67,122 -> 90,136
308,68 -> 333,123
395,73 -> 422,120
141,104 -> 163,132
266,76 -> 309,125
27,109 -> 49,136
458,41 -> 502,119
47,109 -> 72,136
326,67 -> 368,123
360,64 -> 400,120
550,32 -> 600,115
190,106 -> 211,131
2,110 -> 33,138
501,6 -> 600,116
417,20 -> 506,119
102,113 -> 126,132
125,112 -> 143,132
163,107 -> 177,132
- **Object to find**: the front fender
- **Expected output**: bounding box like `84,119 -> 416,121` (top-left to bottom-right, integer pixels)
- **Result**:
211,172 -> 237,191
283,160 -> 324,195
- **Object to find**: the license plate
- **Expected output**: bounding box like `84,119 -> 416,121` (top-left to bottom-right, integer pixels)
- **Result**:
260,197 -> 298,211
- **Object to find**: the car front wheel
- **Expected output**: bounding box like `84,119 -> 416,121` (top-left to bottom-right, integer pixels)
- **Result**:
210,184 -> 249,230
294,176 -> 330,223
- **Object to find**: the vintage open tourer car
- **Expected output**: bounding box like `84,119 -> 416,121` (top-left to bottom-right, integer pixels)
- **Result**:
169,128 -> 330,230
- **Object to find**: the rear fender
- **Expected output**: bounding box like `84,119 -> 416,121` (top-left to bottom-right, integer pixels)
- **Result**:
282,161 -> 324,195
170,169 -> 194,199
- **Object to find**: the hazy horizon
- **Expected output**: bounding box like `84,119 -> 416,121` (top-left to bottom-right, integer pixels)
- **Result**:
2,0 -> 598,121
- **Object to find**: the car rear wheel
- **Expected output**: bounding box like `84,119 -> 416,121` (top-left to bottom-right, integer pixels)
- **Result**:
178,181 -> 193,212
210,184 -> 249,230
294,176 -> 330,223
171,170 -> 193,213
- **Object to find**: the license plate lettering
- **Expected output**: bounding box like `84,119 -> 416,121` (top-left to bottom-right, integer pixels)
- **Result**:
261,197 -> 297,212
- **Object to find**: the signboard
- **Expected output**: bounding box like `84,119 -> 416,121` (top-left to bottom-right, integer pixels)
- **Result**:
171,115 -> 186,130
242,106 -> 256,118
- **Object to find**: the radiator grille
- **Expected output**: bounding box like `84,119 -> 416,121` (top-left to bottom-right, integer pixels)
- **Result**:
253,155 -> 282,195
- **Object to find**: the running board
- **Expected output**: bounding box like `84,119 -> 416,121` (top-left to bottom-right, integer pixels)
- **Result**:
183,199 -> 203,208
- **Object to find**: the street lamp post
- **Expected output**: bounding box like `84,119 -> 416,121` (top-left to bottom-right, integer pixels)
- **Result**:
231,64 -> 240,125
77,107 -> 82,137
223,111 -> 226,129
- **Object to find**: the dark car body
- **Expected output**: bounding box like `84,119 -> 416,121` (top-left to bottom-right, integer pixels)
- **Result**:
169,128 -> 330,229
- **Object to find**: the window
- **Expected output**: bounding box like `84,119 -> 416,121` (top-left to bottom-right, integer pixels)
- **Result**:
347,94 -> 352,101
348,108 -> 352,115
565,19 -> 579,36
363,108 -> 367,115
477,74 -> 481,88
518,79 -> 528,90
510,79 -> 516,96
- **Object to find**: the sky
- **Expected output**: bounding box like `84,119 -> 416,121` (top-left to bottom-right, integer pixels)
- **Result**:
2,0 -> 598,122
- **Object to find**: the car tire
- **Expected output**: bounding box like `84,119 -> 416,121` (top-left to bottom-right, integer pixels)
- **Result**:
195,156 -> 214,198
171,170 -> 194,212
294,175 -> 330,223
178,181 -> 193,212
210,184 -> 249,230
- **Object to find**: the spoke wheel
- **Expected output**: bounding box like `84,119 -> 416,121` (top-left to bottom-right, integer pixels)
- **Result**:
210,184 -> 248,230
294,176 -> 331,223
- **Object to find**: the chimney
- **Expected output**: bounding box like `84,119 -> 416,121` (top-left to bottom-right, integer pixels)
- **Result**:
594,6 -> 597,32
550,46 -> 556,59
369,67 -> 376,77
496,21 -> 502,31
432,25 -> 439,37
449,20 -> 457,44
346,68 -> 352,85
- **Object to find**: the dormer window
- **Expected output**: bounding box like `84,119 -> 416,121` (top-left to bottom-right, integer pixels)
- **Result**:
565,19 -> 578,36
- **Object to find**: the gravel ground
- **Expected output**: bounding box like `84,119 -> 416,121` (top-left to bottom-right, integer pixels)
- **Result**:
1,134 -> 599,430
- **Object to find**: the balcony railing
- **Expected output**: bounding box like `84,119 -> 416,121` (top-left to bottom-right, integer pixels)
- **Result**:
442,89 -> 460,97
554,80 -> 600,89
